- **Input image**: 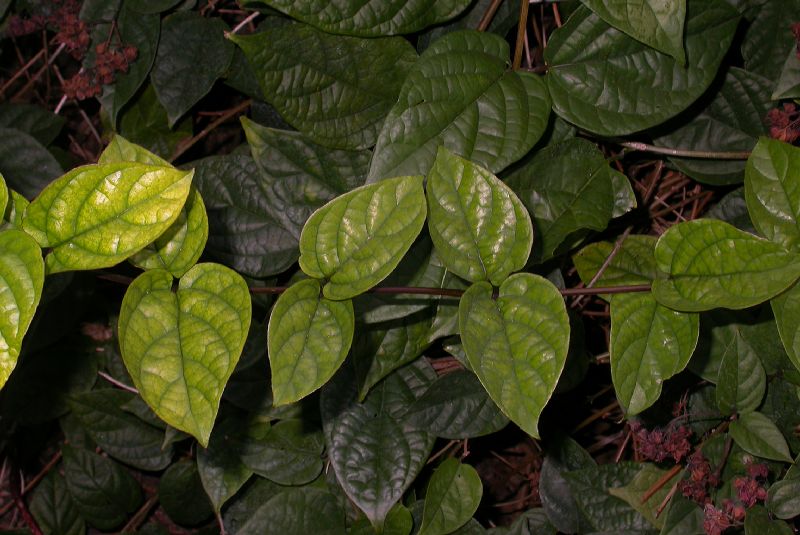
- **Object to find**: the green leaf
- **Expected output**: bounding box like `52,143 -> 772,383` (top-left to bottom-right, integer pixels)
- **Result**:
539,436 -> 596,534
418,458 -> 483,535
159,459 -> 214,526
369,30 -> 550,181
230,23 -> 415,150
745,505 -> 794,535
268,278 -> 354,405
250,0 -> 471,36
130,0 -> 183,14
98,134 -> 171,166
69,389 -> 173,471
197,410 -> 253,512
506,138 -> 636,261
545,1 -> 738,135
30,472 -> 85,535
427,148 -> 532,284
299,175 -> 426,300
715,324 -> 767,414
652,219 -> 800,311
573,235 -> 658,290
729,411 -> 793,462
0,173 -> 7,217
22,162 -> 193,274
62,445 -> 142,530
384,503 -> 414,535
741,0 -> 800,81
0,229 -> 44,389
459,273 -> 570,438
118,263 -> 251,446
151,11 -> 234,126
610,292 -> 699,415
0,127 -> 62,199
773,48 -> 800,99
767,479 -> 800,519
608,464 -> 673,529
239,488 -> 346,535
746,137 -> 800,251
502,508 -> 557,535
580,0 -> 686,63
118,84 -> 192,159
653,68 -> 773,186
659,494 -> 704,535
320,360 -> 436,530
240,418 -> 325,485
406,370 -> 509,439
771,282 -> 800,374
706,187 -> 756,233
0,103 -> 65,146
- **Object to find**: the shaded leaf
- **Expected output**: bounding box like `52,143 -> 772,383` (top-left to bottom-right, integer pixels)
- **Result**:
239,487 -> 346,534
459,274 -> 570,438
369,30 -> 550,181
767,478 -> 800,519
0,127 -> 62,199
159,459 -> 214,526
418,458 -> 482,535
573,235 -> 658,290
729,411 -> 792,462
741,0 -> 800,81
197,410 -> 253,512
715,325 -> 766,414
427,147 -> 532,284
29,472 -> 84,535
240,417 -> 325,485
99,134 -> 171,166
118,84 -> 192,159
0,103 -> 64,146
745,505 -> 794,535
773,48 -> 800,99
608,464 -> 673,529
659,494 -> 704,535
539,435 -> 595,534
231,23 -> 416,150
771,282 -> 800,374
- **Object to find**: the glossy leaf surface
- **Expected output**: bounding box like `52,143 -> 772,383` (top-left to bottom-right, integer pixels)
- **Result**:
427,148 -> 532,284
459,274 -> 569,438
118,263 -> 251,446
239,488 -> 346,535
715,327 -> 766,414
240,418 -> 325,486
23,162 -> 193,273
299,175 -> 426,300
418,458 -> 482,535
545,1 -> 738,135
231,23 -> 416,150
729,411 -> 793,462
369,30 -> 550,181
652,219 -> 800,311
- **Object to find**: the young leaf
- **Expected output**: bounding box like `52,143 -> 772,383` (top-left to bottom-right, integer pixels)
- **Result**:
369,30 -> 550,181
652,219 -> 800,311
268,278 -> 354,405
239,418 -> 325,485
610,292 -> 699,415
230,23 -> 416,150
118,263 -> 252,446
151,11 -> 234,126
427,148 -> 532,285
418,458 -> 483,535
715,327 -> 767,414
239,488 -> 346,535
248,0 -> 471,36
299,175 -> 426,300
745,137 -> 800,251
0,229 -> 44,389
459,273 -> 570,438
580,0 -> 686,63
729,411 -> 793,462
545,1 -> 738,135
22,162 -> 193,274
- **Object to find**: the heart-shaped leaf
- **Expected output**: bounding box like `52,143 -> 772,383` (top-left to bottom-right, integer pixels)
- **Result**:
545,1 -> 738,135
268,278 -> 354,405
299,175 -> 426,300
22,162 -> 193,274
231,23 -> 416,150
459,273 -> 570,438
0,229 -> 44,389
118,263 -> 252,446
652,219 -> 800,311
368,30 -> 550,181
427,147 -> 532,285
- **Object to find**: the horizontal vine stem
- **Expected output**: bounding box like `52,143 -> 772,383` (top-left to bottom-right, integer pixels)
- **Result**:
615,140 -> 751,160
249,283 -> 653,297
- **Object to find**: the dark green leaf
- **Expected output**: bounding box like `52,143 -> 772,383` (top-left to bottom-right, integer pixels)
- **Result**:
159,459 -> 214,526
118,84 -> 192,159
231,23 -> 416,150
29,472 -> 84,535
0,103 -> 64,145
715,324 -> 767,414
239,487 -> 346,534
729,411 -> 793,462
545,1 -> 738,135
771,282 -> 800,374
502,508 -> 557,535
130,0 -> 184,14
0,127 -> 62,199
706,187 -> 756,233
767,478 -> 800,519
240,418 -> 325,485
539,436 -> 595,534
369,30 -> 550,180
151,11 -> 234,126
745,504 -> 794,534
573,235 -> 658,290
741,0 -> 800,81
418,458 -> 482,535
658,494 -> 704,535
416,0 -> 518,51
197,410 -> 253,512
773,48 -> 800,99
608,464 -> 673,529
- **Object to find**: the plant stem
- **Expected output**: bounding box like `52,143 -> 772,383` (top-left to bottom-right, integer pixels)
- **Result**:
616,140 -> 751,160
512,0 -> 529,70
169,99 -> 252,162
477,0 -> 505,31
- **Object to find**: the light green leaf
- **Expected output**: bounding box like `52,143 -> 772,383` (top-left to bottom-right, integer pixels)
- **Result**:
230,23 -> 416,150
30,472 -> 85,535
418,458 -> 483,535
580,0 -> 686,63
369,30 -> 550,181
608,464 -> 673,529
573,235 -> 658,290
654,68 -> 773,186
151,11 -> 234,126
771,282 -> 800,374
427,147 -> 532,284
118,263 -> 252,446
459,273 -> 570,438
62,445 -> 142,530
159,459 -> 214,526
22,162 -> 193,274
299,175 -> 426,300
745,505 -> 794,535
729,411 -> 793,462
0,229 -> 44,389
506,138 -> 635,261
197,411 -> 253,512
652,219 -> 800,311
0,173 -> 7,217
98,134 -> 170,166
248,0 -> 471,36
268,278 -> 354,405
239,488 -> 346,535
715,324 -> 767,414
610,292 -> 699,415
0,127 -> 62,199
767,479 -> 800,519
545,1 -> 738,135
239,418 -> 325,486
746,137 -> 800,251
773,48 -> 800,99
320,360 -> 436,530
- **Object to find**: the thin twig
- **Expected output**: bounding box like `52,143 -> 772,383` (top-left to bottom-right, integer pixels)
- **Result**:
656,482 -> 679,518
11,43 -> 66,102
120,494 -> 158,533
169,99 -> 252,162
0,450 -> 63,518
618,140 -> 751,160
477,0 -> 505,31
572,400 -> 620,433
571,227 -> 633,309
98,371 -> 138,394
512,0 -> 530,70
0,47 -> 47,97
227,11 -> 260,36
641,463 -> 682,504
